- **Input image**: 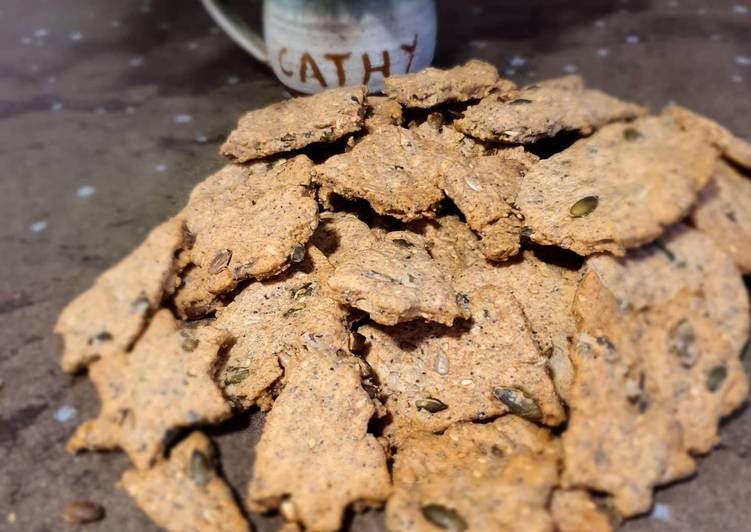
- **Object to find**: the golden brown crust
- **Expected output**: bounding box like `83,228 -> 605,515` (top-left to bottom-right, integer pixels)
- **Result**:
551,490 -> 614,532
121,432 -> 249,532
221,86 -> 366,162
364,95 -> 404,132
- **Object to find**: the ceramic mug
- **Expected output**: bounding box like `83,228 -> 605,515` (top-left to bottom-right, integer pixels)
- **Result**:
201,0 -> 437,94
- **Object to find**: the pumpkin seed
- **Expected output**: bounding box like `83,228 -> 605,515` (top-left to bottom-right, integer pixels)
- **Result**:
189,449 -> 211,487
520,226 -> 534,238
492,387 -> 542,421
224,366 -> 250,386
415,397 -> 448,413
570,196 -> 599,217
63,500 -> 104,524
292,282 -> 315,301
623,128 -> 643,141
131,294 -> 150,313
421,504 -> 468,531
668,319 -> 698,367
181,337 -> 200,352
208,249 -> 232,274
392,238 -> 414,249
90,331 -> 113,344
509,98 -> 533,105
290,245 -> 306,263
706,364 -> 728,392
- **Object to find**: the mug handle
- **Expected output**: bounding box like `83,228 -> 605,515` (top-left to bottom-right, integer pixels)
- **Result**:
201,0 -> 268,63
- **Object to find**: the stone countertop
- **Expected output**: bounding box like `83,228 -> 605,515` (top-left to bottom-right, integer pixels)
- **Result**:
0,0 -> 750,531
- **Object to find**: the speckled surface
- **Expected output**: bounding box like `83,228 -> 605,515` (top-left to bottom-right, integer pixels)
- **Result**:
0,1 -> 750,531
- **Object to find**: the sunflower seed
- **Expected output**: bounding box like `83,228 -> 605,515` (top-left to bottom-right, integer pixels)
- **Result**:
570,196 -> 599,217
392,238 -> 414,248
421,504 -> 468,531
492,387 -> 542,421
669,319 -> 698,367
623,128 -> 643,141
224,366 -> 250,385
208,249 -> 232,274
181,337 -> 200,352
434,352 -> 450,375
189,449 -> 211,487
290,245 -> 306,263
415,397 -> 448,413
706,364 -> 728,392
509,98 -> 533,105
89,331 -> 113,344
63,500 -> 104,524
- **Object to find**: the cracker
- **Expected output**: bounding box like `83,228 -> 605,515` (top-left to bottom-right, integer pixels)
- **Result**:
312,125 -> 446,221
121,432 -> 249,532
68,310 -> 232,470
326,231 -> 469,326
551,490 -> 614,532
456,251 -> 579,401
586,224 -> 750,358
214,247 -> 348,408
362,284 -> 564,444
516,114 -> 717,255
186,156 -> 319,297
309,211 -> 378,267
56,216 -> 187,373
455,75 -> 646,143
562,273 -> 695,517
407,215 -> 485,282
220,86 -> 366,162
364,96 -> 403,132
386,416 -> 559,532
439,148 -> 537,261
246,350 -> 391,531
691,159 -> 751,273
664,105 -> 751,170
634,289 -> 749,454
383,59 -> 510,109
413,117 -> 497,158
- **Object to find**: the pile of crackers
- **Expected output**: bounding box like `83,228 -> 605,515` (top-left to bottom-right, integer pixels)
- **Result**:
57,60 -> 751,532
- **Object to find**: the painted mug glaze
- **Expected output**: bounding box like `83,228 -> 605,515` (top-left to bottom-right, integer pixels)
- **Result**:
202,0 -> 437,94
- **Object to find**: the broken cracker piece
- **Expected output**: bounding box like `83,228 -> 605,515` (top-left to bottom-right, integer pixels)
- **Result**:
364,96 -> 403,132
383,59 -> 510,109
326,231 -> 468,326
386,416 -> 559,532
439,148 -> 537,261
692,159 -> 751,273
362,284 -> 564,444
121,432 -> 249,532
214,247 -> 348,408
455,75 -> 645,143
664,105 -> 751,171
586,224 -> 750,359
221,86 -> 366,162
517,114 -> 717,255
562,273 -> 695,517
247,350 -> 391,531
56,216 -> 187,373
313,125 -> 446,221
186,155 -> 320,297
67,310 -> 232,470
310,211 -> 379,267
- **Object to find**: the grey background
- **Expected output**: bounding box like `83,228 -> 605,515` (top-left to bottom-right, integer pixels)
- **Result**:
1,0 -> 750,530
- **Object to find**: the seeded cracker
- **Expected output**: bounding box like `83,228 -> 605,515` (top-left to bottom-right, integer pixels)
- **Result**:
310,211 -> 378,267
455,75 -> 645,143
383,59 -> 510,108
664,105 -> 751,170
692,159 -> 751,273
220,86 -> 366,162
56,216 -> 187,373
313,125 -> 446,221
326,231 -> 469,326
362,284 -> 564,444
586,224 -> 750,357
121,432 -> 249,532
562,273 -> 695,517
185,155 -> 319,299
386,416 -> 559,532
456,250 -> 580,401
439,148 -> 538,261
551,490 -> 614,532
68,310 -> 232,469
413,117 -> 497,158
247,350 -> 391,531
517,114 -> 717,255
364,96 -> 403,132
214,247 -> 348,408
